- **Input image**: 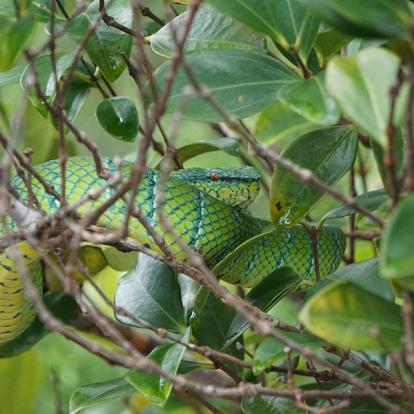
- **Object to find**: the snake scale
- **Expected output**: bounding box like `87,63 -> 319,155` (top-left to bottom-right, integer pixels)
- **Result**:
0,157 -> 345,345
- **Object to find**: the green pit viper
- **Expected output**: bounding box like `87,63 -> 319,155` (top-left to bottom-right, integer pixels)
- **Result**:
0,157 -> 345,345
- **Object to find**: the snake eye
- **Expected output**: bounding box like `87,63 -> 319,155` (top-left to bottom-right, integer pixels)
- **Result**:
210,172 -> 220,181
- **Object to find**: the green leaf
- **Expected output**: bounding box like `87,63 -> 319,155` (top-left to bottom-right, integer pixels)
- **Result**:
326,48 -> 407,146
320,188 -> 389,222
0,348 -> 42,414
253,333 -> 323,375
206,0 -> 320,62
150,4 -> 265,58
306,258 -> 394,302
20,54 -> 74,117
193,268 -> 301,349
65,0 -> 133,82
0,293 -> 77,358
150,49 -> 298,122
0,62 -> 26,88
0,15 -> 35,71
278,72 -> 340,125
314,28 -> 352,67
101,246 -> 138,272
69,377 -> 135,414
156,138 -> 240,168
300,281 -> 404,352
270,126 -> 357,225
301,0 -> 412,39
381,194 -> 414,279
255,101 -> 321,144
114,254 -> 185,334
96,97 -> 138,142
62,77 -> 91,123
242,394 -> 303,414
125,329 -> 189,406
177,359 -> 213,375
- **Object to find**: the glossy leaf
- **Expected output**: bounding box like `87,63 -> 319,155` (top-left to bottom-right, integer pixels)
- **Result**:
125,329 -> 189,406
156,138 -> 240,168
0,15 -> 35,71
270,126 -> 357,225
0,293 -> 78,358
242,394 -> 303,414
381,194 -> 414,279
69,377 -> 134,414
306,258 -> 394,302
65,0 -> 133,82
278,72 -> 340,125
300,281 -> 404,352
301,0 -> 412,39
326,48 -> 407,146
150,49 -> 298,122
96,97 -> 139,142
255,101 -> 321,144
150,4 -> 265,58
114,254 -> 185,334
206,0 -> 320,62
253,333 -> 323,375
320,188 -> 389,223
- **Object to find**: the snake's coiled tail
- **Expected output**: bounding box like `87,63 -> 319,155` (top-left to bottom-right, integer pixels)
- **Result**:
214,225 -> 345,287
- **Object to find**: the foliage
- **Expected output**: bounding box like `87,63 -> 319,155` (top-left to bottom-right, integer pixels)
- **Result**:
1,0 -> 414,413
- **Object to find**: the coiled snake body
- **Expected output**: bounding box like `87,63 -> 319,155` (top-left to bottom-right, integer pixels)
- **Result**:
0,157 -> 345,345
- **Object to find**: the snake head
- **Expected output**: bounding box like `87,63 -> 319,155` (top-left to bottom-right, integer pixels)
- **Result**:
171,166 -> 261,208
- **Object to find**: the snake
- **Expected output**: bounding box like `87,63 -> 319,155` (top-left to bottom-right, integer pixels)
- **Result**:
0,157 -> 345,345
